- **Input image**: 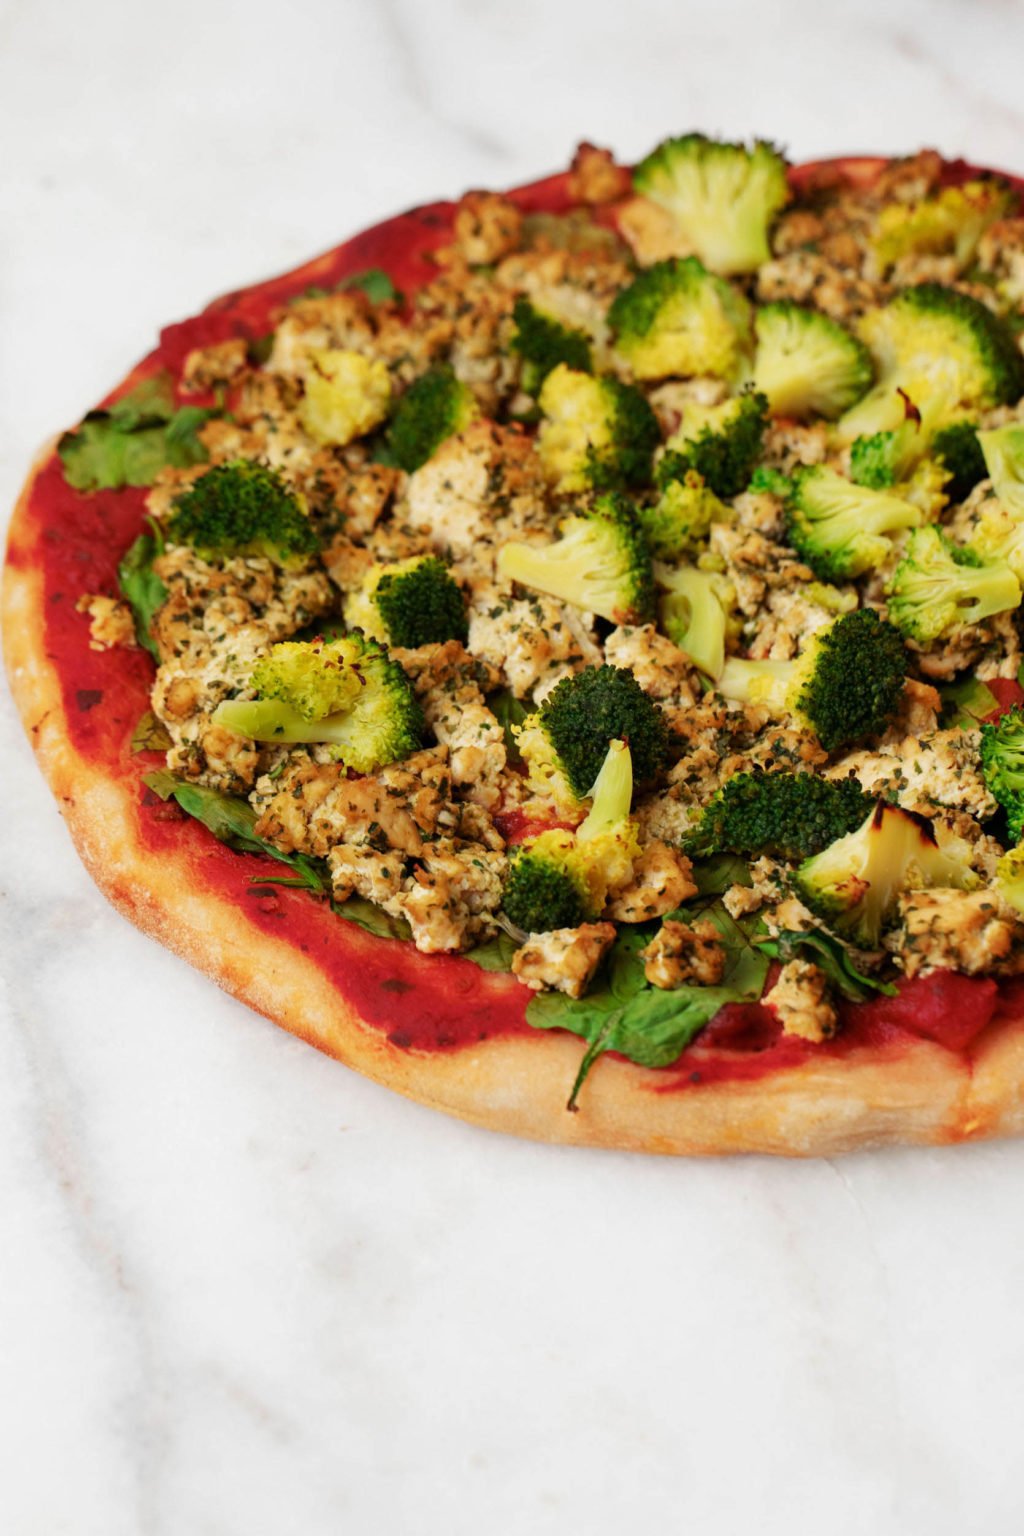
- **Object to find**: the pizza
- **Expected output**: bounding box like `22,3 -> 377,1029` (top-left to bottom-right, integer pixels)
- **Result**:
9,136 -> 1024,1157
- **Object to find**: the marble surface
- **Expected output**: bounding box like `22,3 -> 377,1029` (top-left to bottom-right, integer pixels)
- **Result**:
5,1 -> 1024,1531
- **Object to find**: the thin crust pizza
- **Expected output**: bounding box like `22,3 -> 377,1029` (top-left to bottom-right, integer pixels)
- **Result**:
9,137 -> 1024,1156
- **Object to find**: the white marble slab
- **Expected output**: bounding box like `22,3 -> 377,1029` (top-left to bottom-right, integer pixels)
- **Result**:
4,1 -> 1024,1531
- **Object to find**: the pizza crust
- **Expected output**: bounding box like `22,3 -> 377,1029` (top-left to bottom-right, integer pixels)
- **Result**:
7,160 -> 1024,1157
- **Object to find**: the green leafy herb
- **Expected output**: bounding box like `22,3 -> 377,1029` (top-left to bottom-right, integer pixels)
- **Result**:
117,531 -> 168,661
58,373 -> 217,492
130,710 -> 172,754
488,687 -> 529,761
759,928 -> 896,1001
463,929 -> 520,973
330,896 -> 412,941
691,853 -> 752,897
526,901 -> 769,1109
302,268 -> 402,306
937,674 -> 999,728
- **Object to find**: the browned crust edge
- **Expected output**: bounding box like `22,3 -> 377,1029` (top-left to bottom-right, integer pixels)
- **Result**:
7,180 -> 1024,1156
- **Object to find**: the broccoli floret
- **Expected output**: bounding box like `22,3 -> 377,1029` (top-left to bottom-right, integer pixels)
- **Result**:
784,465 -> 922,580
165,460 -> 318,564
299,348 -> 392,447
747,465 -> 792,496
933,420 -> 987,503
536,363 -> 660,493
498,491 -> 655,625
980,705 -> 1024,841
849,429 -> 913,489
849,426 -> 953,520
212,632 -> 423,773
384,364 -> 479,472
972,501 -> 1024,580
514,664 -> 669,808
608,257 -> 751,381
978,422 -> 1024,517
717,608 -> 907,753
657,563 -> 731,680
636,470 -> 727,560
871,180 -> 1013,276
683,770 -> 875,860
837,283 -> 1024,444
342,554 -> 467,648
794,802 -> 976,949
751,303 -> 873,420
502,739 -> 641,931
656,389 -> 768,499
632,134 -> 789,276
996,844 -> 1024,916
885,526 -> 1021,643
509,297 -> 592,395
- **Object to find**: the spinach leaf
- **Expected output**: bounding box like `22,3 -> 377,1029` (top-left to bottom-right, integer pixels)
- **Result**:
463,929 -> 520,973
117,531 -> 168,661
526,902 -> 769,1109
329,896 -> 412,941
130,710 -> 172,753
59,373 -> 217,492
758,928 -> 896,1001
938,675 -> 999,728
690,852 -> 752,897
301,268 -> 402,306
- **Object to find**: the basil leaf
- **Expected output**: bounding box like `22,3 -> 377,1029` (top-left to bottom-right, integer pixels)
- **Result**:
526,904 -> 769,1108
331,896 -> 412,941
691,853 -> 752,897
59,372 -> 217,492
131,710 -> 172,753
341,268 -> 401,304
117,533 -> 168,661
759,928 -> 896,1001
938,675 -> 999,728
463,929 -> 520,972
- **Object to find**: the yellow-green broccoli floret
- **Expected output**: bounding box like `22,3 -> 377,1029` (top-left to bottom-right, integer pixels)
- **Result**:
536,363 -> 660,493
978,422 -> 1024,517
632,134 -> 789,275
683,770 -> 875,860
870,180 -> 1013,276
165,460 -> 318,564
342,555 -> 467,648
299,348 -> 392,447
211,632 -> 423,774
837,283 -> 1024,444
794,802 -> 977,949
981,705 -> 1024,842
996,844 -> 1024,916
885,525 -> 1021,643
717,608 -> 907,753
655,389 -> 768,499
784,465 -> 922,581
608,257 -> 751,381
637,470 -> 728,560
514,664 -> 669,809
509,297 -> 592,395
657,562 -> 732,680
498,492 -> 655,626
384,364 -> 479,472
751,302 -> 873,420
501,739 -> 641,932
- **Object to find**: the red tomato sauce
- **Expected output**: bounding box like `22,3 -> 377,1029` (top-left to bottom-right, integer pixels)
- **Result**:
21,160 -> 1024,1086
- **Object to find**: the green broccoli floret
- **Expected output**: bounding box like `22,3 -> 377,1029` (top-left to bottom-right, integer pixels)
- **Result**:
784,465 -> 922,580
632,134 -> 789,275
794,802 -> 977,949
384,364 -> 478,472
657,563 -> 732,680
608,257 -> 751,381
870,180 -> 1013,276
342,554 -> 467,648
165,460 -> 318,564
747,465 -> 792,496
978,422 -> 1024,517
514,664 -> 669,809
849,430 -> 910,489
885,525 -> 1021,643
932,421 -> 987,504
837,283 -> 1024,444
497,491 -> 655,625
509,297 -> 592,395
980,705 -> 1024,841
212,632 -> 423,774
502,739 -> 641,931
636,470 -> 728,560
751,303 -> 873,420
683,770 -> 876,860
536,363 -> 660,493
656,389 -> 768,499
717,608 -> 907,753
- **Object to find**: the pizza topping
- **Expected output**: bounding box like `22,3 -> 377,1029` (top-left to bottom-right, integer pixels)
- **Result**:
499,491 -> 655,626
658,389 -> 768,499
58,374 -> 215,493
892,887 -> 1024,979
76,593 -> 137,652
511,923 -> 617,999
682,770 -> 875,861
763,958 -> 837,1041
751,303 -> 873,421
609,258 -> 752,383
343,555 -> 467,649
165,460 -> 319,565
181,338 -> 249,394
299,348 -> 391,447
453,191 -> 523,266
532,365 -> 660,494
568,142 -> 630,207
